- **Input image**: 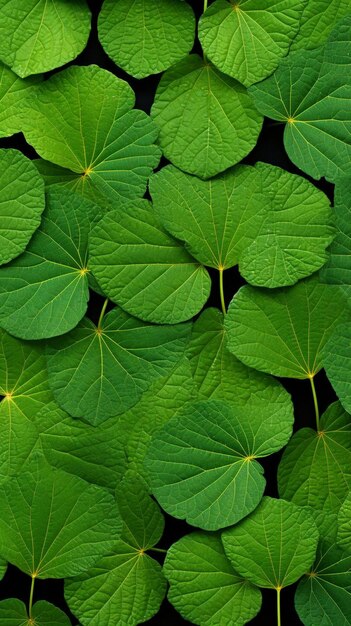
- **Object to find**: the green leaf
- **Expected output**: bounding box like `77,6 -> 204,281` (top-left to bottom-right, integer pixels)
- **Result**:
225,275 -> 348,378
0,329 -> 52,482
222,496 -> 319,588
278,402 -> 351,539
0,454 -> 122,578
0,64 -> 39,138
98,0 -> 195,79
89,200 -> 211,324
35,402 -> 127,492
321,178 -> 351,288
0,0 -> 91,77
0,599 -> 71,625
46,306 -> 190,425
249,19 -> 351,181
295,541 -> 351,626
164,532 -> 262,625
337,492 -> 351,554
0,187 -> 97,339
20,65 -> 160,203
151,54 -> 263,179
291,0 -> 351,51
65,473 -> 166,626
145,399 -> 293,530
150,162 -> 333,287
323,323 -> 351,415
199,0 -> 304,87
0,149 -> 45,266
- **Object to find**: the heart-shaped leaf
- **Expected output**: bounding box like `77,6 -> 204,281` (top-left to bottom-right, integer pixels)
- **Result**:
0,599 -> 71,626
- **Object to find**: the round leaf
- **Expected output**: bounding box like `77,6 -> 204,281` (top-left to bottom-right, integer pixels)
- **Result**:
0,149 -> 45,266
323,323 -> 351,414
98,0 -> 195,79
0,454 -> 122,578
46,306 -> 190,425
0,64 -> 39,138
225,275 -> 348,379
222,496 -> 319,589
145,399 -> 293,530
0,599 -> 71,625
0,0 -> 91,77
164,532 -> 262,625
199,0 -> 304,87
151,54 -> 263,179
89,200 -> 211,324
20,65 -> 161,203
337,492 -> 351,554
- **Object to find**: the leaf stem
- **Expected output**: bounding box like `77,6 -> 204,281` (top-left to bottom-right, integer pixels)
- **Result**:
219,267 -> 226,315
204,0 -> 208,11
148,547 -> 167,554
97,298 -> 109,331
309,376 -> 320,431
29,575 -> 35,620
276,587 -> 281,626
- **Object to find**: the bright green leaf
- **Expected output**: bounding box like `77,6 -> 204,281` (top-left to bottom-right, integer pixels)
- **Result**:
164,532 -> 262,625
199,0 -> 304,87
20,65 -> 160,203
0,599 -> 71,625
46,306 -> 190,425
0,149 -> 45,266
225,275 -> 348,378
0,64 -> 39,138
145,399 -> 293,530
295,541 -> 351,626
337,492 -> 351,553
0,0 -> 91,77
323,323 -> 351,415
321,178 -> 351,288
0,454 -> 122,578
89,200 -> 211,324
0,187 -> 97,339
222,496 -> 319,588
98,0 -> 195,79
151,54 -> 263,179
291,0 -> 351,51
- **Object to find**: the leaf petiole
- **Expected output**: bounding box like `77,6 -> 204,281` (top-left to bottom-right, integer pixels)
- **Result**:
204,0 -> 208,12
148,547 -> 167,554
29,574 -> 35,620
276,587 -> 281,626
97,298 -> 109,331
219,267 -> 226,315
309,375 -> 320,431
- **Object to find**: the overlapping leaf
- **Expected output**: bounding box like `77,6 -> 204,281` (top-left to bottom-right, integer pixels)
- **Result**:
150,162 -> 333,287
164,532 -> 262,625
20,65 -> 160,203
337,492 -> 351,553
145,399 -> 293,530
89,200 -> 211,324
0,149 -> 45,266
199,0 -> 304,87
225,275 -> 348,378
295,541 -> 351,626
322,178 -> 351,290
0,64 -> 39,137
0,0 -> 91,77
99,0 -> 195,79
323,323 -> 351,414
151,54 -> 263,178
222,497 -> 319,589
0,599 -> 71,626
65,473 -> 166,626
291,0 -> 350,51
46,306 -> 190,425
0,454 -> 122,578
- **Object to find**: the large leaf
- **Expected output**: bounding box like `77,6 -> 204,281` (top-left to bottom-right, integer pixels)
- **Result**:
0,187 -> 97,339
65,473 -> 166,626
0,149 -> 45,266
151,54 -> 263,179
199,0 -> 304,87
0,329 -> 52,482
323,323 -> 351,414
0,64 -> 39,138
0,0 -> 91,77
36,402 -> 127,492
278,402 -> 351,539
89,200 -> 211,324
150,162 -> 333,287
321,178 -> 351,288
295,541 -> 351,626
222,497 -> 319,588
0,599 -> 71,626
337,492 -> 351,554
46,306 -> 190,425
98,0 -> 195,79
144,399 -> 293,530
291,0 -> 350,51
225,275 -> 348,379
164,532 -> 262,626
249,17 -> 351,181
20,65 -> 160,203
0,454 -> 122,578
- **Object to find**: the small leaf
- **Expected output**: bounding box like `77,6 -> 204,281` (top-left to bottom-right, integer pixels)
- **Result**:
0,454 -> 122,578
151,54 -> 263,179
98,0 -> 195,79
46,306 -> 190,425
337,492 -> 351,554
164,532 -> 262,625
323,323 -> 351,414
222,496 -> 319,588
89,200 -> 211,324
0,599 -> 71,625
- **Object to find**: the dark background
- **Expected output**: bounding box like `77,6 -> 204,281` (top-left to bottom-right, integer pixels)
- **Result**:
0,0 -> 336,624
